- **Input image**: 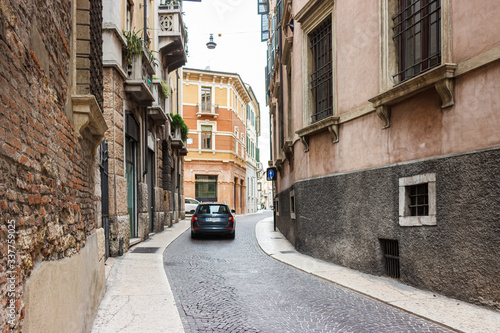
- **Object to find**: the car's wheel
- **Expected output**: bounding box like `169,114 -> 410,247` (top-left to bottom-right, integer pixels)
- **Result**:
191,231 -> 197,239
228,232 -> 235,240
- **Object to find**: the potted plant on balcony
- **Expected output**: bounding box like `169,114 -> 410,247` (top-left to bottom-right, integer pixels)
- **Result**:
123,30 -> 143,62
170,113 -> 188,142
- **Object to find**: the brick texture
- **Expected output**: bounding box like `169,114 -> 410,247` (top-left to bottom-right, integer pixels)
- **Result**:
0,1 -> 99,330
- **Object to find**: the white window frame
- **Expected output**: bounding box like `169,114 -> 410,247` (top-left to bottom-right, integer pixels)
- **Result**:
197,120 -> 217,152
399,173 -> 436,227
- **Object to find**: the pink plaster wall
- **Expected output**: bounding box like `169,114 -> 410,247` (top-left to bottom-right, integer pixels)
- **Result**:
276,0 -> 500,188
452,0 -> 500,63
443,62 -> 500,154
336,0 -> 380,114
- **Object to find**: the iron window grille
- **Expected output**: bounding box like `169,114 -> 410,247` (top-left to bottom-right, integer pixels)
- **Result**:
380,239 -> 400,279
408,183 -> 429,216
310,18 -> 333,123
392,0 -> 441,84
76,0 -> 103,111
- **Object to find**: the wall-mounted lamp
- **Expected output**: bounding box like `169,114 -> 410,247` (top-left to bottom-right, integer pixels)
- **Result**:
206,34 -> 217,49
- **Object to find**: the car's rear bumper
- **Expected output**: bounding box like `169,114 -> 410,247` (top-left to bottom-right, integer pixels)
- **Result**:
191,227 -> 234,235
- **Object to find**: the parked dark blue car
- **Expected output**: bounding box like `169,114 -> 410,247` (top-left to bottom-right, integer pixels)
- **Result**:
191,203 -> 235,239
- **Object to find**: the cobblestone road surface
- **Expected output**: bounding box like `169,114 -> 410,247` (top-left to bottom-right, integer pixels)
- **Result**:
164,212 -> 455,333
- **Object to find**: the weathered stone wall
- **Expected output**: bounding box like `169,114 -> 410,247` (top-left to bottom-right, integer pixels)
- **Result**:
102,66 -> 130,255
0,0 -> 102,330
277,148 -> 500,310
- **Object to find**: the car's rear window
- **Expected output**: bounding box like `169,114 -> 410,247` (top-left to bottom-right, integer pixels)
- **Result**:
198,204 -> 229,214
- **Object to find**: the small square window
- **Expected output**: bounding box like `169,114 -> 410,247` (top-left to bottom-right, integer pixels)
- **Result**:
399,173 -> 436,226
408,183 -> 428,216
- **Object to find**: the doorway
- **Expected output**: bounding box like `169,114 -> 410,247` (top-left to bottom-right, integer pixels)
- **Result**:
195,175 -> 218,202
147,148 -> 155,233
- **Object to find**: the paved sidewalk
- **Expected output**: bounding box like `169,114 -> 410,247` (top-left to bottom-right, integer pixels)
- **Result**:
91,220 -> 190,333
256,217 -> 500,333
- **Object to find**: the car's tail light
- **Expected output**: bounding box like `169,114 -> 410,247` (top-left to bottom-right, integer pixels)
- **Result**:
192,214 -> 198,222
228,214 -> 234,222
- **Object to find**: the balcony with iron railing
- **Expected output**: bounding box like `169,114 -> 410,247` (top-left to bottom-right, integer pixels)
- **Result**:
158,0 -> 187,73
124,44 -> 155,104
196,104 -> 219,118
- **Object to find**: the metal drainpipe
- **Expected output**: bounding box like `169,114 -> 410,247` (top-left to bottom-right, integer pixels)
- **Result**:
144,108 -> 148,177
143,0 -> 148,41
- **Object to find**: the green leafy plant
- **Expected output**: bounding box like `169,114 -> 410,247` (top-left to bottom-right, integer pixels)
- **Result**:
171,113 -> 188,142
160,80 -> 171,99
153,76 -> 171,99
123,29 -> 143,62
123,29 -> 158,67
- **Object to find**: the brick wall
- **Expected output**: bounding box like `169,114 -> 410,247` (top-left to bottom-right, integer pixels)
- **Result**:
0,1 -> 99,330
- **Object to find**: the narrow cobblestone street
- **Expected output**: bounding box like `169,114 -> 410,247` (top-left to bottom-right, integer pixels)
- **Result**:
164,213 -> 455,332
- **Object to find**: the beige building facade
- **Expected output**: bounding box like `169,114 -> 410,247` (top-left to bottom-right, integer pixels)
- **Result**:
264,0 -> 500,309
101,0 -> 188,255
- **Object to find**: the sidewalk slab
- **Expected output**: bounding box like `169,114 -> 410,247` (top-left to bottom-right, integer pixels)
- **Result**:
256,217 -> 500,333
91,220 -> 190,333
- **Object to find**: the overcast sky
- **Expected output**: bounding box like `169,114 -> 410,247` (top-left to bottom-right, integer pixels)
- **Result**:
183,0 -> 271,164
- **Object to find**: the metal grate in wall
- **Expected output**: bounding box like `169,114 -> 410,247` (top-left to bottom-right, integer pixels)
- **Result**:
380,239 -> 400,279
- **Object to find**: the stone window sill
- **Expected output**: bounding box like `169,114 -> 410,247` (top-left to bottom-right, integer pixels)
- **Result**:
296,115 -> 339,152
369,63 -> 457,128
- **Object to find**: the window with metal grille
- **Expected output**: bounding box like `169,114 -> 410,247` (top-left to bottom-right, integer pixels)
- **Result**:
380,239 -> 400,279
90,0 -> 103,111
309,18 -> 333,123
408,183 -> 429,216
393,0 -> 441,83
76,0 -> 103,111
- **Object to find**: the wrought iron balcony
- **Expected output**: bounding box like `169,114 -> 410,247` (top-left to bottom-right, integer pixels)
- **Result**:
196,104 -> 219,118
124,45 -> 155,104
158,1 -> 187,73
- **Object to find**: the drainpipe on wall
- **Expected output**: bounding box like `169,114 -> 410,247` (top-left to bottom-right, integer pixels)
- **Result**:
144,108 -> 148,177
143,0 -> 148,41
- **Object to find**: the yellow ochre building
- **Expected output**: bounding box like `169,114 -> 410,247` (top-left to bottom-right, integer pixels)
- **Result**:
182,68 -> 259,214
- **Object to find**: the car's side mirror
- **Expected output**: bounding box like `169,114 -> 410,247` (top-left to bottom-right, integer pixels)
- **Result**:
231,209 -> 236,214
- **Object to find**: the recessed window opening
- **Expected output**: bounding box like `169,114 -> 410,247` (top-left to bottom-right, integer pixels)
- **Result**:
392,0 -> 441,83
408,183 -> 429,216
380,239 -> 400,279
201,87 -> 211,112
309,17 -> 333,123
201,125 -> 212,149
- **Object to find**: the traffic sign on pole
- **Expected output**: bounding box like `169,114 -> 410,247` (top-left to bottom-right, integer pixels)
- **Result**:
266,167 -> 277,181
